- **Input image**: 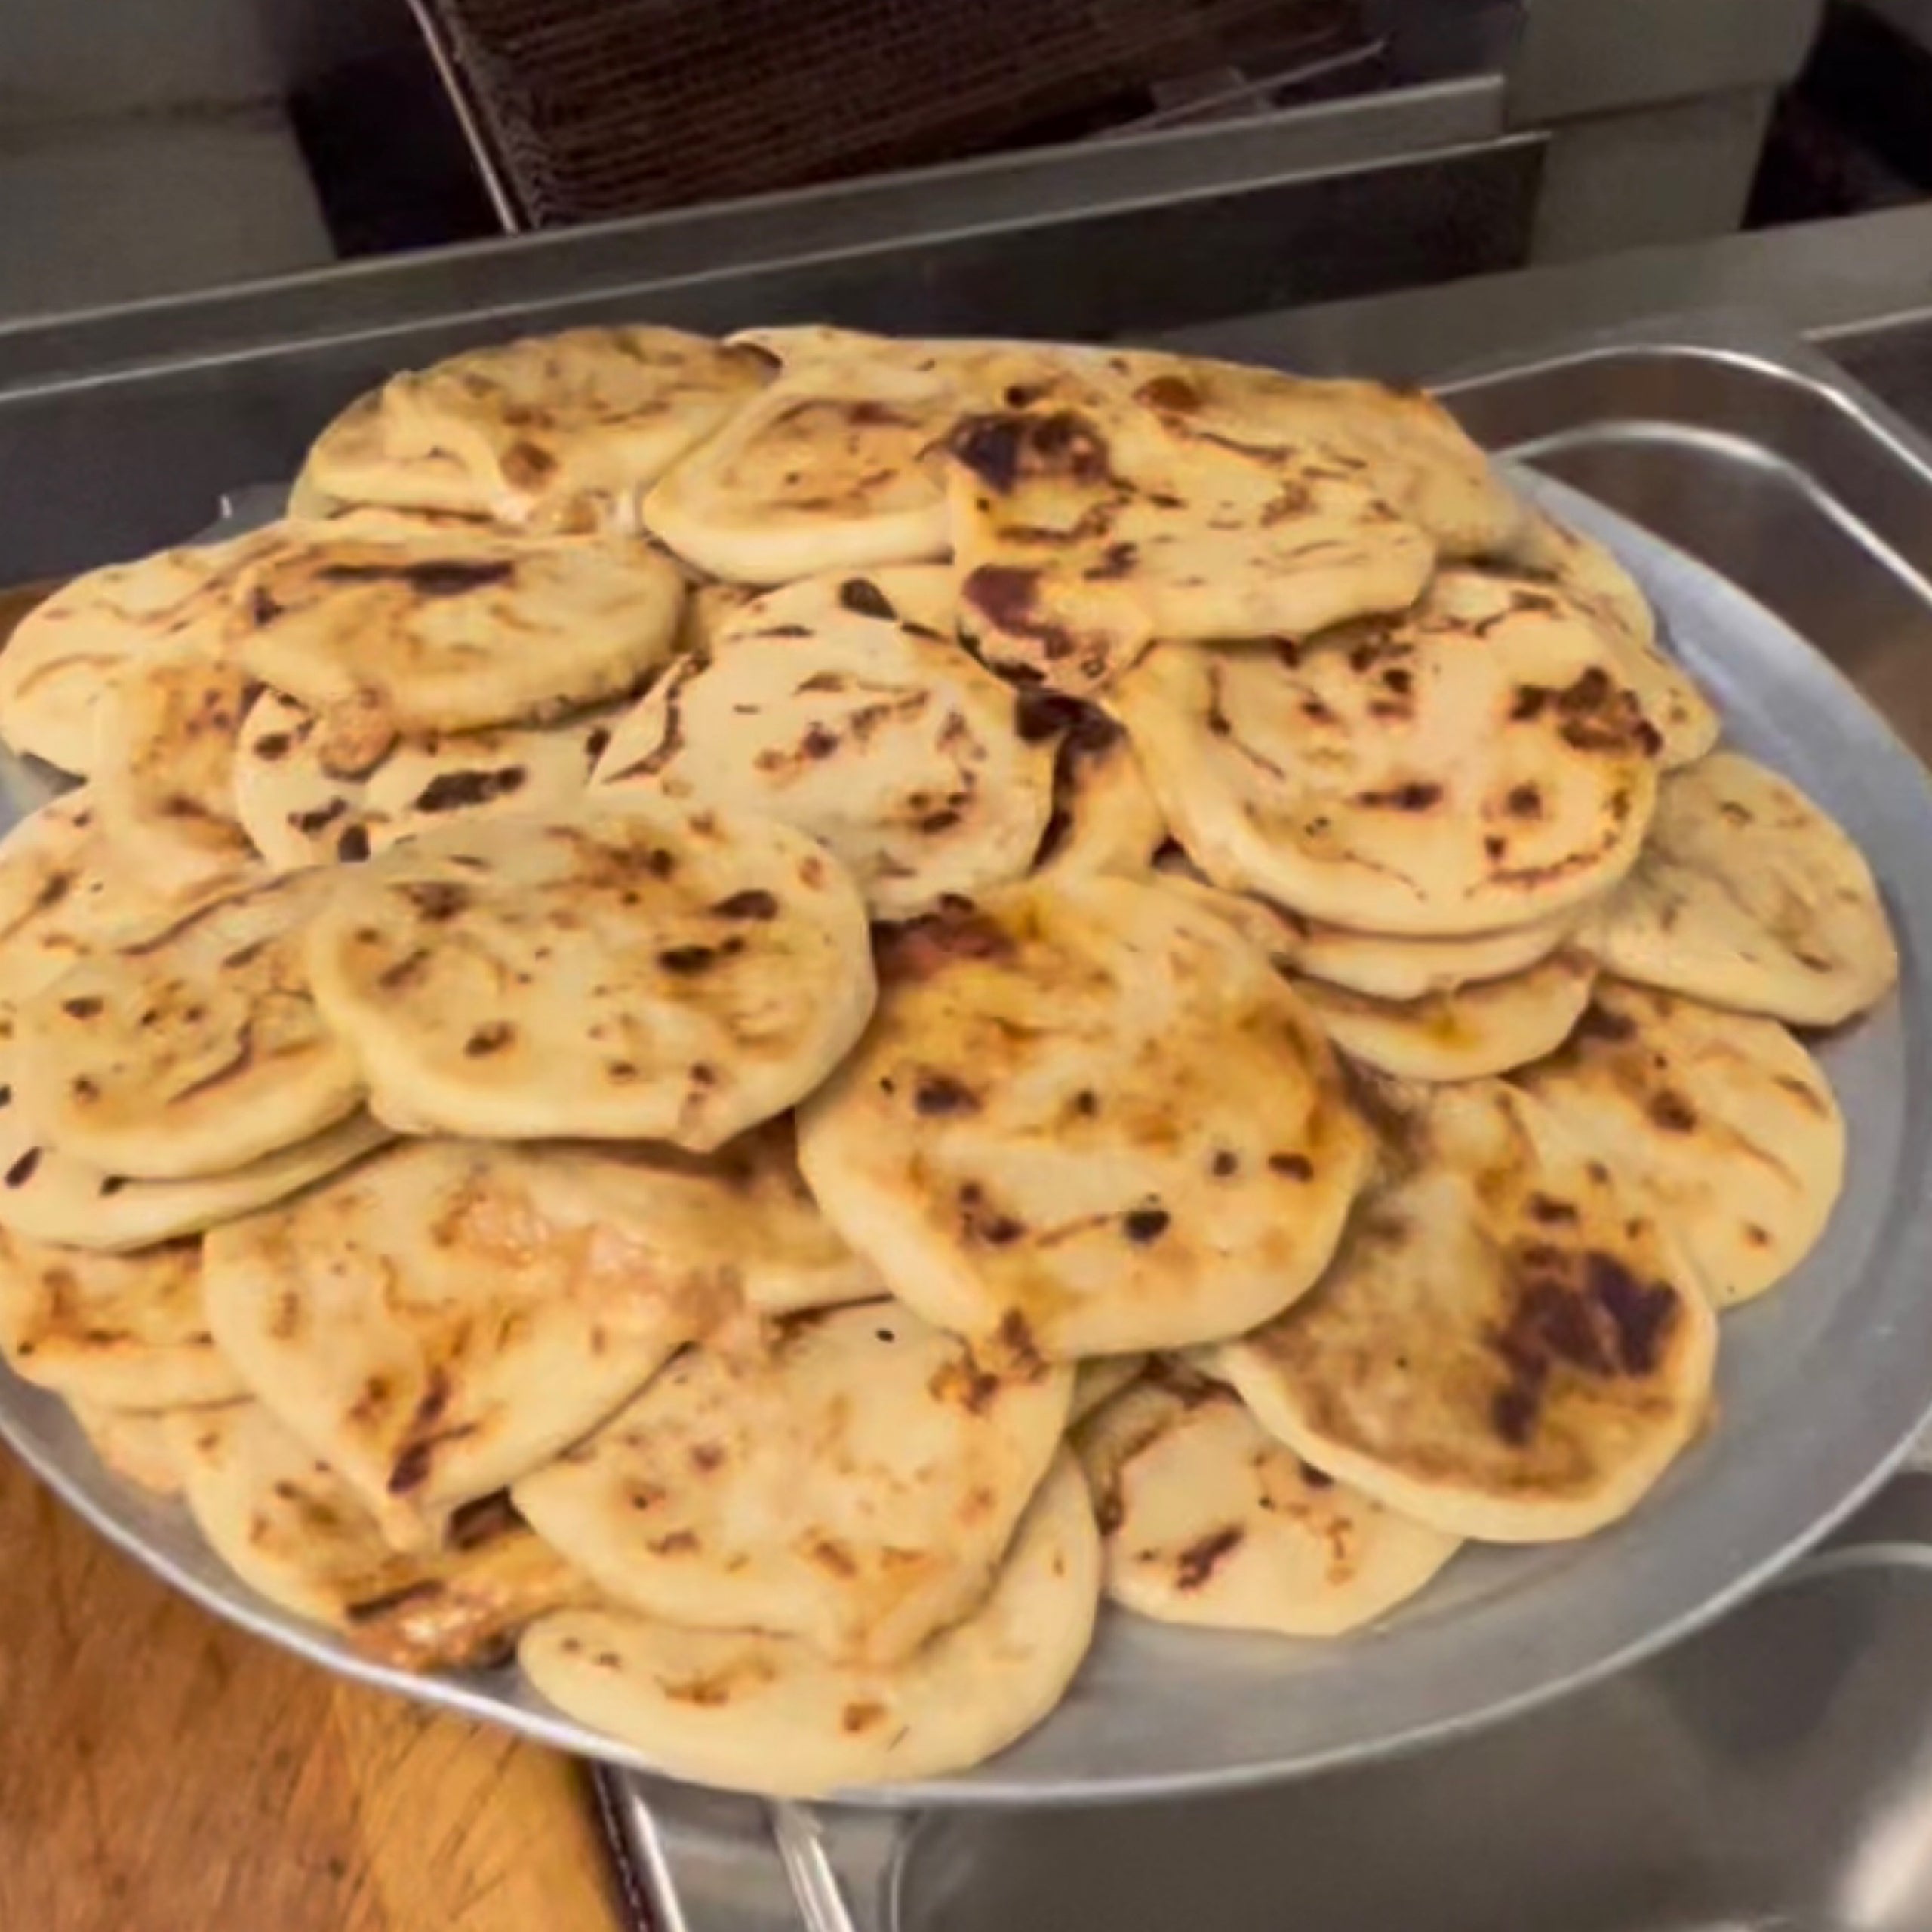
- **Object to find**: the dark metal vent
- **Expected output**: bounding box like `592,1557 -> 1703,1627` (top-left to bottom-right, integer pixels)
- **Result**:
415,0 -> 1363,224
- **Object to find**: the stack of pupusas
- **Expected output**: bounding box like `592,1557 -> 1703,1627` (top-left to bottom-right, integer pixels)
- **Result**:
0,321 -> 1895,1798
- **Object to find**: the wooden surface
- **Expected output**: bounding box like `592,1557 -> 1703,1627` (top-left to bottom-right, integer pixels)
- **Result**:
0,581 -> 58,637
0,1444 -> 630,1932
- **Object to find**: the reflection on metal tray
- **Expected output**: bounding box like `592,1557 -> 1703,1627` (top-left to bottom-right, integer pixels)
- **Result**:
610,1471 -> 1932,1932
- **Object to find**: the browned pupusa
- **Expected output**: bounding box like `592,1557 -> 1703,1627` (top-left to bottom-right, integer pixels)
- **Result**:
1502,509 -> 1715,766
200,1138 -> 760,1551
798,875 -> 1371,1358
69,1400 -> 188,1495
302,798 -> 876,1149
593,566 -> 1055,916
1515,980 -> 1845,1308
1084,345 -> 1526,559
1115,568 -> 1665,936
1158,868 -> 1601,1079
0,789 -> 224,1023
233,685 -> 622,869
166,1401 -> 595,1660
0,1229 -> 243,1409
518,1454 -> 1100,1798
0,1041 -> 392,1251
14,869 -> 362,1180
946,372 -> 1437,697
1217,1079 -> 1717,1543
1588,751 -> 1899,1026
1289,948 -> 1600,1082
382,325 -> 773,527
643,336 -> 993,581
232,518 -> 685,740
344,1497 -> 599,1671
90,649 -> 258,894
1026,694 -> 1168,878
514,1300 -> 1071,1666
1075,1365 -> 1459,1635
291,390 -> 496,521
1149,845 -> 1586,999
0,528 -> 275,776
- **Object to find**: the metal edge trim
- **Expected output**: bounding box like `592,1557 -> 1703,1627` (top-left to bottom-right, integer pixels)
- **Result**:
0,128 -> 1543,402
1431,316 -> 1932,540
0,74 -> 1509,372
774,1804 -> 865,1932
402,0 -> 527,235
593,1761 -> 672,1932
601,1774 -> 804,1932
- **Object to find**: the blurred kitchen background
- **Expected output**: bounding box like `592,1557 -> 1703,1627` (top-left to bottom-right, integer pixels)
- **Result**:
2,0 -> 1927,328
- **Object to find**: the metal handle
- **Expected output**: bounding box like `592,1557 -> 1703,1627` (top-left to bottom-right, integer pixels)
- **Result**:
598,1771 -> 896,1932
1800,1463 -> 1932,1571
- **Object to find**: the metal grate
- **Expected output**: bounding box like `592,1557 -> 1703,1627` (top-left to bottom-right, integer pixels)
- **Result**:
417,0 -> 1362,226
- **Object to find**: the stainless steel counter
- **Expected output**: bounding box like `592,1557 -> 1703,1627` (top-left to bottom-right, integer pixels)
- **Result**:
1165,200 -> 1932,393
11,183 -> 1932,584
0,77 -> 1540,584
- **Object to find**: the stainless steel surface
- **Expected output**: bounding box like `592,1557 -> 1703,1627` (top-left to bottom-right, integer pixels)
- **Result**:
0,72 -> 1513,384
1407,0 -> 1815,264
404,0 -> 523,235
1507,0 -> 1824,123
1494,0 -> 1820,263
611,1472 -> 1932,1931
0,0 -> 379,318
8,320 -> 1932,1811
1528,85 -> 1775,262
1168,205 -> 1932,386
1823,307 -> 1932,451
0,95 -> 1537,583
1094,40 -> 1392,137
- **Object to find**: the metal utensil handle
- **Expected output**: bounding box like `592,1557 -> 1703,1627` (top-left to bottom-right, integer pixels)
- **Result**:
598,1775 -> 843,1932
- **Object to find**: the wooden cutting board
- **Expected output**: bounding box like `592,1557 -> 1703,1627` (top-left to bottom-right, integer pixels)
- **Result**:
0,1443 -> 630,1932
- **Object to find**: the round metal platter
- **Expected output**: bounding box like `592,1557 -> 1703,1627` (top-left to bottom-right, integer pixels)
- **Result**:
5,468 -> 1932,1807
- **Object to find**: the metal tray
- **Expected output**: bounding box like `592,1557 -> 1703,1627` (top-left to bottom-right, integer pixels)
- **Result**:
6,320 -> 1932,1810
607,1467 -> 1932,1932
